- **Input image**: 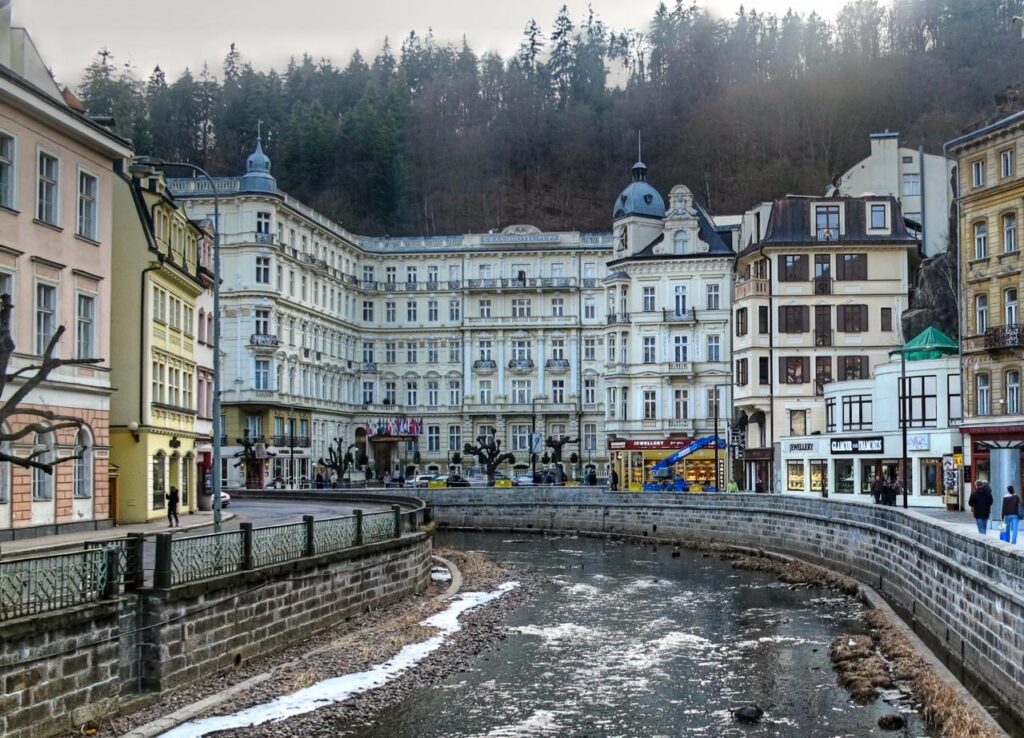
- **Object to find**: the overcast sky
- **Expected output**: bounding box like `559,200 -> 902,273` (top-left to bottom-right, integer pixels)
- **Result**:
15,0 -> 833,86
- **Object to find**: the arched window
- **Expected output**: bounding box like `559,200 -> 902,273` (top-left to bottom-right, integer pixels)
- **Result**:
673,229 -> 690,255
73,427 -> 93,499
31,432 -> 53,500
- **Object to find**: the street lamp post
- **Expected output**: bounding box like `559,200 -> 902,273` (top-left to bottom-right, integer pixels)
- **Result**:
131,156 -> 222,531
713,382 -> 730,492
531,396 -> 538,480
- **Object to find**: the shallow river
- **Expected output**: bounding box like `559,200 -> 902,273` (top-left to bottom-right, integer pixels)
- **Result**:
357,531 -> 934,737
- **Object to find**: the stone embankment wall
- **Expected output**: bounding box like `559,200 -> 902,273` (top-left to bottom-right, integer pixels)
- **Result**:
415,487 -> 1024,722
0,517 -> 431,738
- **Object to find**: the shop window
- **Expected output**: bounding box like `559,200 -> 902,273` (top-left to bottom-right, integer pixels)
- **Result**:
787,461 -> 805,491
834,459 -> 854,494
921,459 -> 944,496
810,460 -> 827,493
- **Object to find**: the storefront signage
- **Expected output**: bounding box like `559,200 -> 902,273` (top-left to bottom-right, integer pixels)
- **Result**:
786,438 -> 826,455
830,436 -> 884,454
907,434 -> 930,451
370,435 -> 416,443
609,438 -> 691,450
366,417 -> 423,437
480,233 -> 560,245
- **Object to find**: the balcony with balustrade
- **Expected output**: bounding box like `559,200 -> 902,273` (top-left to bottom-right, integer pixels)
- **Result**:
662,307 -> 698,323
472,359 -> 497,374
507,358 -> 536,373
735,277 -> 770,300
545,358 -> 571,373
607,312 -> 631,325
249,334 -> 280,351
270,435 -> 312,448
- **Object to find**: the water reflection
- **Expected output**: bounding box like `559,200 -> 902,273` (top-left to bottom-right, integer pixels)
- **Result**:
353,532 -> 932,738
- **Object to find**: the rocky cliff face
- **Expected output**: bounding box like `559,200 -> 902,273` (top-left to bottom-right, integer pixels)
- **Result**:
903,246 -> 959,339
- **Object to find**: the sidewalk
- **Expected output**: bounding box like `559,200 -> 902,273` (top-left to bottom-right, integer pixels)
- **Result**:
0,509 -> 236,560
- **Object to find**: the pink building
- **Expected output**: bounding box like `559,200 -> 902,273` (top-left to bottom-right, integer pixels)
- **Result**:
0,2 -> 132,537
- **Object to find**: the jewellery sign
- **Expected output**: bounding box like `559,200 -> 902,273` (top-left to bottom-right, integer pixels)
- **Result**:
830,436 -> 884,454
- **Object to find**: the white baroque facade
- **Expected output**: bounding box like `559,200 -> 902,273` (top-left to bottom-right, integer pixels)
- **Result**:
603,163 -> 736,490
169,139 -> 613,485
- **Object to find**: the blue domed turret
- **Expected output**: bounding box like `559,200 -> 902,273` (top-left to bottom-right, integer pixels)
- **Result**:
613,159 -> 665,220
239,134 -> 277,194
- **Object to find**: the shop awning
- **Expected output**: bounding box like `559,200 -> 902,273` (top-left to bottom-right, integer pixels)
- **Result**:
889,327 -> 959,361
650,435 -> 726,471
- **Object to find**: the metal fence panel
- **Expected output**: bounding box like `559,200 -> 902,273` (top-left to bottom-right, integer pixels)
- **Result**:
0,549 -> 108,621
170,531 -> 245,585
313,516 -> 358,554
251,522 -> 307,567
362,511 -> 396,544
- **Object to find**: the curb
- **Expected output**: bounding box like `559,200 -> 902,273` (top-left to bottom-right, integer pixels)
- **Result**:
0,512 -> 236,560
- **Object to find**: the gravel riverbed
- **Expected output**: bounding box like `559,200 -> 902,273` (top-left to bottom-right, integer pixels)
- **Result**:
91,548 -> 541,738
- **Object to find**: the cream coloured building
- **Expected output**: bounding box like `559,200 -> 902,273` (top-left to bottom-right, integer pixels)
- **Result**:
169,139 -> 612,485
732,195 -> 919,492
604,160 -> 736,489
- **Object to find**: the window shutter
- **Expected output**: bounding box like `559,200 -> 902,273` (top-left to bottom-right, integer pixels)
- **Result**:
779,356 -> 787,384
860,304 -> 869,331
837,305 -> 846,332
836,256 -> 845,281
860,356 -> 869,377
802,357 -> 811,383
778,305 -> 786,332
801,306 -> 810,332
799,255 -> 809,280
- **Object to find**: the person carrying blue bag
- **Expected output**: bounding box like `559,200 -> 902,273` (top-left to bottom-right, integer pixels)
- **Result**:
1001,485 -> 1022,544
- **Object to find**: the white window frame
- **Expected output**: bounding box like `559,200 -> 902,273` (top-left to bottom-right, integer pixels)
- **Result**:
76,166 -> 99,241
75,290 -> 97,359
0,129 -> 15,210
972,159 -> 986,189
866,201 -> 890,234
1001,148 -> 1015,179
35,279 -> 58,356
36,147 -> 61,226
974,221 -> 988,259
1005,213 -> 1018,253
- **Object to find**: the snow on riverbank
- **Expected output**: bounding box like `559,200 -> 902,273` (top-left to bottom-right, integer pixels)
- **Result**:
160,581 -> 520,738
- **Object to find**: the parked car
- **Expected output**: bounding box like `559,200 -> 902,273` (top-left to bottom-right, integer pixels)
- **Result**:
515,474 -> 534,486
218,491 -> 231,507
445,474 -> 471,487
404,474 -> 435,488
466,469 -> 488,486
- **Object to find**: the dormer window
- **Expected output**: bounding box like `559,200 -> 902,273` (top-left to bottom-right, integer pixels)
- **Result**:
870,204 -> 886,229
673,229 -> 690,255
814,204 -> 841,240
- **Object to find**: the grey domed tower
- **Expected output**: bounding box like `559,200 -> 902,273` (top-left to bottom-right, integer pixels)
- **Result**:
612,157 -> 666,259
239,132 -> 277,194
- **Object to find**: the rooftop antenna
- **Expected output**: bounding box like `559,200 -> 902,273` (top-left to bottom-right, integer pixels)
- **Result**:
257,119 -> 263,141
638,129 -> 642,162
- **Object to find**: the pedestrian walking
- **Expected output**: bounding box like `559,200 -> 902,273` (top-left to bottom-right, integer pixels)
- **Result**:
166,486 -> 180,528
726,479 -> 739,493
871,475 -> 883,504
1002,485 -> 1022,544
755,477 -> 766,494
968,480 -> 994,535
610,468 -> 619,491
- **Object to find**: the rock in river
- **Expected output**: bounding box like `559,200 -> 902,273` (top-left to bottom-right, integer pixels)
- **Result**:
733,705 -> 764,724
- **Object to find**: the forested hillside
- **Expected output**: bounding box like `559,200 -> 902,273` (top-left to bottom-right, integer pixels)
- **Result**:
77,0 -> 1024,236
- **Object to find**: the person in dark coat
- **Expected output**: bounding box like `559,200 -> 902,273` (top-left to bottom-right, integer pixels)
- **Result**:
871,475 -> 883,504
610,468 -> 619,491
1002,485 -> 1022,544
166,486 -> 180,528
968,481 -> 994,534
755,477 -> 766,494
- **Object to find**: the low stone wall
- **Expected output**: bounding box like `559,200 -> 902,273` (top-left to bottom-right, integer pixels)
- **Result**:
0,518 -> 431,737
415,486 -> 1024,722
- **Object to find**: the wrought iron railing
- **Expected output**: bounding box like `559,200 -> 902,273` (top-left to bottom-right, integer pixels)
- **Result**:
313,515 -> 359,554
271,435 -> 311,447
507,358 -> 535,370
362,511 -> 398,544
984,324 -> 1024,350
167,530 -> 245,585
546,358 -> 571,369
662,308 -> 697,322
473,359 -> 497,370
0,549 -> 109,621
251,522 -> 307,567
607,312 -> 631,324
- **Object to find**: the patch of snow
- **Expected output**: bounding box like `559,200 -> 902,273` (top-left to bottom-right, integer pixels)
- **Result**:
159,581 -> 520,738
430,566 -> 452,582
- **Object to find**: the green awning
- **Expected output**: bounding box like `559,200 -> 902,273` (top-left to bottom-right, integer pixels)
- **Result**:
889,327 -> 959,361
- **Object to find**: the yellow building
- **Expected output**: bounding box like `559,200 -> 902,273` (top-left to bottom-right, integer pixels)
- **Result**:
110,168 -> 208,523
948,110 -> 1024,488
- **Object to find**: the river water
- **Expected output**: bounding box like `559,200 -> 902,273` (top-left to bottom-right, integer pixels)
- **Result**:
354,531 -> 934,737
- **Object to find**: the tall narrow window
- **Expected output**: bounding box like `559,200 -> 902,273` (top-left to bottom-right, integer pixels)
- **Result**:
1008,370 -> 1021,415
32,432 -> 53,500
0,133 -> 13,209
974,222 -> 988,259
1002,149 -> 1016,179
642,287 -> 656,312
35,282 -> 56,355
77,171 -> 98,240
37,152 -> 59,224
76,293 -> 95,358
73,428 -> 93,498
706,284 -> 720,310
972,159 -> 986,188
976,373 -> 991,415
707,335 -> 721,361
255,256 -> 271,284
976,294 -> 989,333
1006,288 -> 1018,325
814,205 -> 840,240
1005,213 -> 1018,253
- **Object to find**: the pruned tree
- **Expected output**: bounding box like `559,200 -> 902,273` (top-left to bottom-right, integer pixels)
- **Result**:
463,435 -> 515,485
233,428 -> 270,489
545,435 -> 579,484
320,437 -> 363,486
0,295 -> 99,472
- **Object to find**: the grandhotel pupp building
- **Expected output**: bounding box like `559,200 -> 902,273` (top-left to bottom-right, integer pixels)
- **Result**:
168,140 -> 741,487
